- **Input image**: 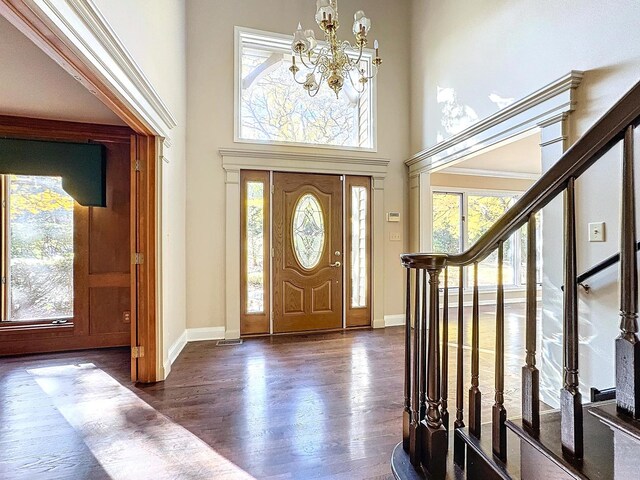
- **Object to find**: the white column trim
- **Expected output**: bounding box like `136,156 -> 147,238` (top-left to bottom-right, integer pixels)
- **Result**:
221,147 -> 389,336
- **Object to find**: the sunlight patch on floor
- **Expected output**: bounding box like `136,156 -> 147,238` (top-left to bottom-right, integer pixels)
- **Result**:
28,363 -> 255,480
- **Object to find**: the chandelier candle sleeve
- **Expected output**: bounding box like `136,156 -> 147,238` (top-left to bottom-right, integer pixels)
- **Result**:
290,0 -> 381,98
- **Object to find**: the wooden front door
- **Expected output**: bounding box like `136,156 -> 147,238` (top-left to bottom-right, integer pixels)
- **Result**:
273,173 -> 343,333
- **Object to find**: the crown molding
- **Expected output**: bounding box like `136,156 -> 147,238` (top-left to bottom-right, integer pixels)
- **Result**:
406,71 -> 584,173
220,147 -> 390,177
26,0 -> 177,141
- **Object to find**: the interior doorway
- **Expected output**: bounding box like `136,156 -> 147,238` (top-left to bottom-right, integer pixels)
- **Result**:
240,171 -> 372,336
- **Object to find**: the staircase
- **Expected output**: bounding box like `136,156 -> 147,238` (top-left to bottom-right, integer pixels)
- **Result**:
391,79 -> 640,479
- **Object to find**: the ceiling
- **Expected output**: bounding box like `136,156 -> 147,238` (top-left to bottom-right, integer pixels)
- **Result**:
451,131 -> 542,175
0,15 -> 124,125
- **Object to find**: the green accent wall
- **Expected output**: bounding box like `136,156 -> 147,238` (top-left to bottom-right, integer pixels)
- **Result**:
0,138 -> 106,207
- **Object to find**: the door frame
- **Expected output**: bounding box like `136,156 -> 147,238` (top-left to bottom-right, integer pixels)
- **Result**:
221,147 -> 389,339
0,0 -> 174,382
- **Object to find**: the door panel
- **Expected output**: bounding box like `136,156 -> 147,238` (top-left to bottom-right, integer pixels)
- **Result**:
273,173 -> 343,333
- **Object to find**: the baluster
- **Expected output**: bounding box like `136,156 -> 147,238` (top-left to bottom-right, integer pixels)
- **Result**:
403,267 -> 412,451
441,268 -> 450,431
561,177 -> 583,458
422,263 -> 447,478
617,125 -> 640,418
454,266 -> 466,468
493,242 -> 507,460
523,214 -> 540,432
409,268 -> 422,465
421,268 -> 428,423
469,262 -> 482,437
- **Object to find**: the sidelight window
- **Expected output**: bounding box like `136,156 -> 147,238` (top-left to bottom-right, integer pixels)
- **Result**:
1,175 -> 74,322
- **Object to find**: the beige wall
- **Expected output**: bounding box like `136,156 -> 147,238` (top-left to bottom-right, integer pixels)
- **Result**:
186,0 -> 411,329
410,0 -> 640,404
92,0 -> 188,371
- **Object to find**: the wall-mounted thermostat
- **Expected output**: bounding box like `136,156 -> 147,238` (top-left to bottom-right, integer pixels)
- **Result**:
387,212 -> 400,222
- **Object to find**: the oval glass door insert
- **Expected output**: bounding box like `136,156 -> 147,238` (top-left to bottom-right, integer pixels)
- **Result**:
293,193 -> 325,269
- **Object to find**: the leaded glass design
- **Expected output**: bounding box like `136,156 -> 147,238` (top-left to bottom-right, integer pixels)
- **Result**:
246,182 -> 265,313
351,186 -> 367,308
292,193 -> 325,269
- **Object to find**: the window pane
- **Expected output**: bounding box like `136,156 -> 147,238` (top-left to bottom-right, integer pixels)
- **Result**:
9,175 -> 73,320
351,186 -> 367,308
468,194 -> 517,287
293,193 -> 325,269
239,32 -> 373,148
246,182 -> 265,313
433,192 -> 462,288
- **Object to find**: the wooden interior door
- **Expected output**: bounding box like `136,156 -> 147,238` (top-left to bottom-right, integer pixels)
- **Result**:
273,173 -> 343,333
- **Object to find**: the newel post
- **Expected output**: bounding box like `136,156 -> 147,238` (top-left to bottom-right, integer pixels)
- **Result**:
421,257 -> 448,479
617,125 -> 640,418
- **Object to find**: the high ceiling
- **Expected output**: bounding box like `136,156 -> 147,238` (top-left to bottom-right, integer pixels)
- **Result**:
0,15 -> 124,125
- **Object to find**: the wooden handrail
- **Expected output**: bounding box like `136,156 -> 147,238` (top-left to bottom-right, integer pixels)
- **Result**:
402,78 -> 640,269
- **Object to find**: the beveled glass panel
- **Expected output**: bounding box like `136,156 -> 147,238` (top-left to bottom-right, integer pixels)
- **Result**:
293,193 -> 325,269
246,181 -> 265,313
351,186 -> 367,308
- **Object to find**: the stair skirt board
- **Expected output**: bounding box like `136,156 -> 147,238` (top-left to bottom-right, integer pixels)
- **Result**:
455,425 -> 520,480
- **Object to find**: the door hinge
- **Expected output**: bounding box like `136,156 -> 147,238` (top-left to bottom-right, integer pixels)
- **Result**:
271,184 -> 274,195
131,346 -> 145,358
133,252 -> 144,265
271,248 -> 275,258
135,160 -> 142,171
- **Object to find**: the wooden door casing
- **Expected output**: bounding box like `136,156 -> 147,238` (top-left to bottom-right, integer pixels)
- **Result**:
273,173 -> 343,333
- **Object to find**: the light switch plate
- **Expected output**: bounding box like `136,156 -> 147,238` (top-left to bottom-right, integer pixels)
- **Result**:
390,232 -> 401,242
588,222 -> 605,242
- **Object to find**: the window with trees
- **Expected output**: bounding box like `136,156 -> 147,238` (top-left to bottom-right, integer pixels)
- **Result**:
432,189 -> 541,289
236,27 -> 375,150
1,175 -> 74,322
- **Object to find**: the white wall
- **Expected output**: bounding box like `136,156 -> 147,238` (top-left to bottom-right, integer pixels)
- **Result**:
91,0 -> 188,376
186,0 -> 411,331
410,0 -> 640,405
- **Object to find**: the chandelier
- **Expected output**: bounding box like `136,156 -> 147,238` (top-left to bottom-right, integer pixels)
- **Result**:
290,0 -> 382,98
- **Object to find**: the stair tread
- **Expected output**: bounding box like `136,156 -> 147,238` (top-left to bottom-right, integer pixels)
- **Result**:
455,423 -> 520,479
506,403 -> 614,480
588,402 -> 640,442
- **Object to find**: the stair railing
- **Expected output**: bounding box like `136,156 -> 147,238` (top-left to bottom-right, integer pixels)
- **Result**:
399,78 -> 640,479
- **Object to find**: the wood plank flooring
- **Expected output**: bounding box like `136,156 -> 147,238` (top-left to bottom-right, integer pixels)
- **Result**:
0,304 -> 537,479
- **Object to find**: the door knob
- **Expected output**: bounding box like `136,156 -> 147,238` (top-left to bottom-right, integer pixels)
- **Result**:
330,261 -> 342,268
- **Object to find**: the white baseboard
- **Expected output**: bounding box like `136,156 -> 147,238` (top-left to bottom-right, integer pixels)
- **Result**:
187,327 -> 226,342
163,327 -> 226,378
384,314 -> 406,327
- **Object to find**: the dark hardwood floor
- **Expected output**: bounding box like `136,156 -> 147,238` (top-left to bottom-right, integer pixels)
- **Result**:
0,304 -> 535,479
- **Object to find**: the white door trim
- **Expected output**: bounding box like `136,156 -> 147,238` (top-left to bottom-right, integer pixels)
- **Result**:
221,147 -> 389,338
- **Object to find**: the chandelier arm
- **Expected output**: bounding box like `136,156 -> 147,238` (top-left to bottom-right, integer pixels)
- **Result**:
298,51 -> 320,70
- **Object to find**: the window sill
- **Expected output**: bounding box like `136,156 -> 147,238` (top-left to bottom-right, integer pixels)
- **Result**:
0,320 -> 74,334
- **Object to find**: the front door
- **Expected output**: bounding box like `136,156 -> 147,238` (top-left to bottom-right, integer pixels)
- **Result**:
273,173 -> 343,333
